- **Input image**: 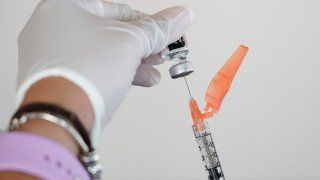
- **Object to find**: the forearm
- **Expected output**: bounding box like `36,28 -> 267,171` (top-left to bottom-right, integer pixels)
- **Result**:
0,77 -> 94,179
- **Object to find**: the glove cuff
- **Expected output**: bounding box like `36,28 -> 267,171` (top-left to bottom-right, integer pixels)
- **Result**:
16,68 -> 105,148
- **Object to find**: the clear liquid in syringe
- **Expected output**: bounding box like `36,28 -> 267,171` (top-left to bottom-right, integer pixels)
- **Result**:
193,123 -> 225,180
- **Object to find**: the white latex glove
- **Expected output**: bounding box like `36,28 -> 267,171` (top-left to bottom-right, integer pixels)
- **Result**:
17,0 -> 193,147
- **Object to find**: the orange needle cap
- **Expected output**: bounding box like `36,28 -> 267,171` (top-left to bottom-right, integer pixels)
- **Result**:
205,45 -> 249,113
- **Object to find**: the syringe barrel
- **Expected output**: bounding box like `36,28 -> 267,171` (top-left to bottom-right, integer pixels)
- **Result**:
192,122 -> 225,180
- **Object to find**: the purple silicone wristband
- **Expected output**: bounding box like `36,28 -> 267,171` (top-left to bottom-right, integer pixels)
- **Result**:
0,132 -> 90,180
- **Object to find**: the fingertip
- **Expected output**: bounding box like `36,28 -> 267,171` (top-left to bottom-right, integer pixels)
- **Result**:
142,53 -> 165,65
132,65 -> 161,87
180,5 -> 194,22
139,75 -> 161,87
151,6 -> 194,44
151,6 -> 193,22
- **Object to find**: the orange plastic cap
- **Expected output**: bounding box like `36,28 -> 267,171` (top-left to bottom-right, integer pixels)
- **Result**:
205,45 -> 249,113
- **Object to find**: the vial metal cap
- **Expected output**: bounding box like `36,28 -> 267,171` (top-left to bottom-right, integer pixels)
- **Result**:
169,61 -> 194,79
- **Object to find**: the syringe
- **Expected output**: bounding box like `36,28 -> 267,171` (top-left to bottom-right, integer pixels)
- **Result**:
193,121 -> 225,180
189,96 -> 225,180
183,75 -> 225,179
162,37 -> 249,180
188,45 -> 248,180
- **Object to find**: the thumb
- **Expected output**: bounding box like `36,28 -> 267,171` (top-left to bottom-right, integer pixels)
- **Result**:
131,6 -> 193,57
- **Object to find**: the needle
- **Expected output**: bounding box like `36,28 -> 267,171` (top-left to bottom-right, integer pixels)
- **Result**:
184,76 -> 192,98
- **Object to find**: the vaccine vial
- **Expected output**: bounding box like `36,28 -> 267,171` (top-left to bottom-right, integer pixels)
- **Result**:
161,36 -> 194,79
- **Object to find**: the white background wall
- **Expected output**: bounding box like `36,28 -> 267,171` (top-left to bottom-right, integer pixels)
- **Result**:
1,0 -> 320,179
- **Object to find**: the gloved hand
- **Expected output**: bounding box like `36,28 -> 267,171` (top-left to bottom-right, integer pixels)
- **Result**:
17,0 -> 193,147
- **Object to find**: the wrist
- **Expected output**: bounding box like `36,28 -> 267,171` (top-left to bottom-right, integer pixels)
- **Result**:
16,77 -> 94,156
16,119 -> 81,155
